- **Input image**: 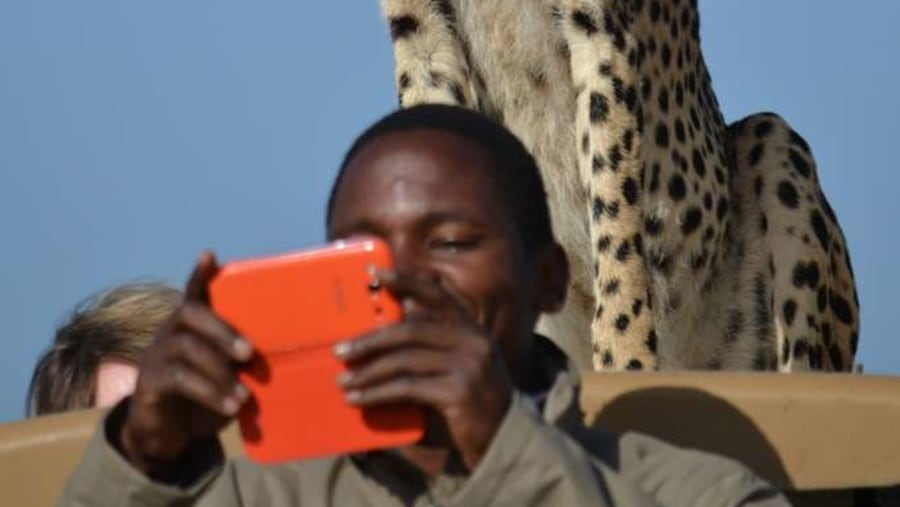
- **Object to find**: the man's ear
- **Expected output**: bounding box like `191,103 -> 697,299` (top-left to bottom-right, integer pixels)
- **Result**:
532,242 -> 569,314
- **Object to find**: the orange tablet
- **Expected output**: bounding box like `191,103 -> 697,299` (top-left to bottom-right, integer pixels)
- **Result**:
208,237 -> 424,463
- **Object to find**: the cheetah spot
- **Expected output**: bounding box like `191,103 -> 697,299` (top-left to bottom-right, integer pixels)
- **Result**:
389,16 -> 419,41
789,149 -> 812,179
655,122 -> 670,148
791,261 -> 821,291
668,173 -> 686,201
602,350 -> 614,366
615,241 -> 632,262
571,10 -> 599,35
754,120 -> 774,139
608,145 -> 623,171
810,210 -> 830,251
777,180 -> 800,209
692,149 -> 706,177
645,330 -> 658,353
449,82 -> 466,105
793,340 -> 809,359
649,250 -> 672,274
589,92 -> 610,124
592,198 -> 605,221
592,154 -> 606,173
681,207 -> 703,235
789,129 -> 812,154
828,344 -> 844,371
748,144 -> 764,167
597,235 -> 612,252
782,299 -> 797,327
829,290 -> 854,325
716,197 -> 729,222
604,279 -> 620,295
606,201 -> 620,219
622,177 -> 639,206
633,233 -> 644,257
615,314 -> 630,333
817,286 -> 827,312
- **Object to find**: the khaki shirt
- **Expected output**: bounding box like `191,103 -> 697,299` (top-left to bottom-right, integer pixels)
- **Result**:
58,342 -> 790,507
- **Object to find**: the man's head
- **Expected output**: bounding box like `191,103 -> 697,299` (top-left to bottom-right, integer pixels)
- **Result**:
326,105 -> 568,375
27,282 -> 182,416
328,105 -> 555,254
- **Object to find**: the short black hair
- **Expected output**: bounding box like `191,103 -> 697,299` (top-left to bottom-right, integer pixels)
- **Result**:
326,104 -> 554,253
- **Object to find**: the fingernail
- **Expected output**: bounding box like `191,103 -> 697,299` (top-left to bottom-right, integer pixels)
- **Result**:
333,342 -> 352,358
223,397 -> 240,415
233,338 -> 253,359
233,384 -> 249,401
344,390 -> 361,404
337,371 -> 354,387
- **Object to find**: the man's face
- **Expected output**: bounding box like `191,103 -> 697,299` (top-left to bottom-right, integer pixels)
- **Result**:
328,129 -> 545,367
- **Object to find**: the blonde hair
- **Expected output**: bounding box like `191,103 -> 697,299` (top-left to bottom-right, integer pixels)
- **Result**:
27,282 -> 181,416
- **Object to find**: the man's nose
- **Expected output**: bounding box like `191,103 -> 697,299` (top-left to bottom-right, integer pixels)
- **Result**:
391,241 -> 431,278
391,243 -> 440,317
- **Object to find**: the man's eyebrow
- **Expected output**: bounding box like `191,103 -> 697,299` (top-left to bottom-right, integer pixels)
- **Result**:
329,211 -> 488,239
328,220 -> 384,239
420,211 -> 486,228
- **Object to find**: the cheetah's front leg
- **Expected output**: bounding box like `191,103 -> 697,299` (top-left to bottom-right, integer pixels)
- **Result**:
379,0 -> 477,108
559,0 -> 658,371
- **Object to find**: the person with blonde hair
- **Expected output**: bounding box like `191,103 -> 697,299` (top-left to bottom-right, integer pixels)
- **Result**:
27,282 -> 181,416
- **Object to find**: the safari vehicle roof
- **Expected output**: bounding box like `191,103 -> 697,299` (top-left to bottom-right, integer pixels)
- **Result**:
2,371 -> 898,507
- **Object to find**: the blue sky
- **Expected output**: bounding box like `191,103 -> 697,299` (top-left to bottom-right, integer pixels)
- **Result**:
1,1 -> 897,422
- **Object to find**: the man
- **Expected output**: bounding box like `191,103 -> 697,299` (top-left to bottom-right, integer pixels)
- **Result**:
28,282 -> 181,416
59,105 -> 790,506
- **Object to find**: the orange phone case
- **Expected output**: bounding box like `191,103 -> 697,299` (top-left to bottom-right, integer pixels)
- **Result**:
208,237 -> 424,463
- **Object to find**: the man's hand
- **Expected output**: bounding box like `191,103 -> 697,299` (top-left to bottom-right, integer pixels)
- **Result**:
335,270 -> 513,471
119,252 -> 253,476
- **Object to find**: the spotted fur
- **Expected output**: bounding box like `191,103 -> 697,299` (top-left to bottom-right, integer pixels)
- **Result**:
378,0 -> 859,371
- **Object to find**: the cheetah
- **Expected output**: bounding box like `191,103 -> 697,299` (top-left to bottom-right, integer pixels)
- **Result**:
377,0 -> 859,372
